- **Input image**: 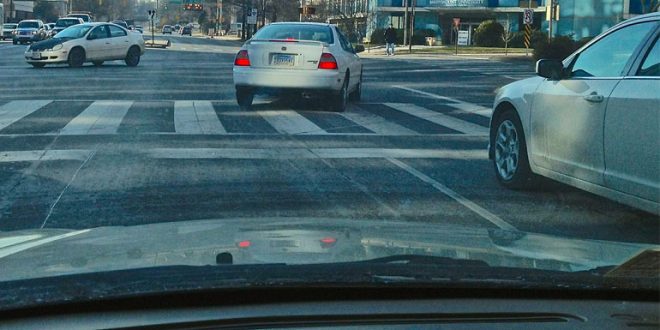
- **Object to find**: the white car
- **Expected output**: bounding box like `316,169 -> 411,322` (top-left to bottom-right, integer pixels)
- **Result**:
24,23 -> 145,68
489,12 -> 659,215
232,22 -> 364,111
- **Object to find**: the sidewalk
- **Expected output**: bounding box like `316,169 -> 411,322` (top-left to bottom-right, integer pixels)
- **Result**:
361,44 -> 534,61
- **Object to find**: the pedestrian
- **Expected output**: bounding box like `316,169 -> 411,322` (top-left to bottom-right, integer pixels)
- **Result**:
384,24 -> 396,56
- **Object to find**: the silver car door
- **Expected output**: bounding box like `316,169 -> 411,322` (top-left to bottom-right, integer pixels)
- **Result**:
604,31 -> 660,204
529,21 -> 656,186
86,25 -> 111,60
109,25 -> 130,59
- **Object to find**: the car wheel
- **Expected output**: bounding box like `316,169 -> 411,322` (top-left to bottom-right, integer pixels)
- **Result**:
332,75 -> 349,112
492,110 -> 534,189
349,71 -> 362,102
92,61 -> 104,66
125,47 -> 140,67
68,48 -> 85,67
236,87 -> 254,107
30,63 -> 46,68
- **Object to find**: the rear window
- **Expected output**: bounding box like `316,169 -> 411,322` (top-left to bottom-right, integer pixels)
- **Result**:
253,24 -> 334,44
56,19 -> 80,27
18,21 -> 39,29
69,15 -> 90,22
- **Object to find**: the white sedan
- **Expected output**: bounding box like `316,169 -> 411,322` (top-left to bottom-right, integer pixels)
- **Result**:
489,12 -> 659,214
24,23 -> 145,68
232,22 -> 364,111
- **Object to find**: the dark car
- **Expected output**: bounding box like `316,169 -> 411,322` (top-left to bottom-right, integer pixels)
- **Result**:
112,20 -> 129,29
13,20 -> 46,44
181,26 -> 192,36
2,23 -> 18,40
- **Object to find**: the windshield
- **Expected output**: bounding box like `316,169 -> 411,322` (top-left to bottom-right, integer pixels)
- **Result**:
0,1 -> 658,313
56,19 -> 80,27
17,21 -> 39,29
253,24 -> 334,43
53,24 -> 92,38
3,24 -> 17,29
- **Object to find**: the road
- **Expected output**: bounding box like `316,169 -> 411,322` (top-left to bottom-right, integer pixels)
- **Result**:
0,34 -> 657,245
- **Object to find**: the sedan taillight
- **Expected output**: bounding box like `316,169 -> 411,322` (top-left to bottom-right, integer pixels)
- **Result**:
318,53 -> 338,70
234,50 -> 250,66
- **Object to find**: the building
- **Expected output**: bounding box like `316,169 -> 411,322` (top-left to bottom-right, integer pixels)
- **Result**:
361,0 -> 655,45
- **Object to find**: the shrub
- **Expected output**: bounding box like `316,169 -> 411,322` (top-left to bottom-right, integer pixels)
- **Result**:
473,20 -> 504,47
410,29 -> 436,45
510,30 -> 546,48
533,35 -> 577,61
369,28 -> 404,44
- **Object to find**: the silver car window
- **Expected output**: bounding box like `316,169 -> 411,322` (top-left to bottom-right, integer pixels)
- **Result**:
637,36 -> 659,77
570,22 -> 656,78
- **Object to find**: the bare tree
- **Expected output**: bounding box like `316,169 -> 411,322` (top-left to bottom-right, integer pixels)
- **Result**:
640,0 -> 659,13
501,14 -> 513,55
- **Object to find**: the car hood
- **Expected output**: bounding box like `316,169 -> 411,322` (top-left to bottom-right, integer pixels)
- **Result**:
0,218 -> 654,282
28,38 -> 71,51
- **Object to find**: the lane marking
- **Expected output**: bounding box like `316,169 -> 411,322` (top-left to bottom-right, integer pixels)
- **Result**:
340,105 -> 418,136
194,101 -> 226,134
387,158 -> 517,231
384,103 -> 488,135
0,150 -> 93,162
256,110 -> 328,135
60,101 -> 132,135
174,101 -> 201,134
392,85 -> 492,118
0,100 -> 52,131
0,229 -> 91,260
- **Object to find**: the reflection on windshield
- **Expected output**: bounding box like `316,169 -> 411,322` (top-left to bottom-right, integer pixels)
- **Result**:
55,25 -> 92,39
17,22 -> 39,29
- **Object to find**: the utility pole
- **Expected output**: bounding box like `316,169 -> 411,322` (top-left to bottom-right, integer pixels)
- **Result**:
215,0 -> 220,36
299,0 -> 303,21
403,0 -> 408,46
408,0 -> 414,53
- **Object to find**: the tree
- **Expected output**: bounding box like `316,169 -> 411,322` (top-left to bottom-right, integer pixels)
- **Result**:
473,20 -> 504,47
33,0 -> 59,23
640,0 -> 659,13
501,15 -> 513,55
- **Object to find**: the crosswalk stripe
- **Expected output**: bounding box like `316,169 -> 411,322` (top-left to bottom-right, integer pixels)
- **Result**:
256,110 -> 327,135
174,101 -> 226,134
384,103 -> 488,136
0,100 -> 52,131
393,85 -> 492,118
341,105 -> 418,135
60,101 -> 132,135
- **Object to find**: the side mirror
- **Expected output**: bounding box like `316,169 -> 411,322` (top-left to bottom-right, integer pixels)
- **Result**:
354,45 -> 365,53
536,59 -> 565,80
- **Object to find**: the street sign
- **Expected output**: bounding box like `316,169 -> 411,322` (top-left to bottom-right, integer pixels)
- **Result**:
247,8 -> 257,25
523,8 -> 533,24
452,17 -> 460,28
457,30 -> 469,46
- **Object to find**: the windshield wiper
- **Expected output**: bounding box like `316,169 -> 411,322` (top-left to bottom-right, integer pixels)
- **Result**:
355,255 -> 490,267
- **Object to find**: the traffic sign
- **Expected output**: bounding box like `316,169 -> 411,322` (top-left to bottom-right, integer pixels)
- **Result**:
452,17 -> 460,28
457,30 -> 469,46
523,8 -> 533,24
247,8 -> 257,25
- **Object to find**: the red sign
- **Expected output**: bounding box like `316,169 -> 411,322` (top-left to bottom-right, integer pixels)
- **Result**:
453,18 -> 461,27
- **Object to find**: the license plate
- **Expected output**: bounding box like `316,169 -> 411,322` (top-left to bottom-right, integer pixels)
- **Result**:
31,52 -> 41,60
271,54 -> 295,66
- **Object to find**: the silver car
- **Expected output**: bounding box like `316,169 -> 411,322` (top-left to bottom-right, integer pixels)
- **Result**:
489,12 -> 659,215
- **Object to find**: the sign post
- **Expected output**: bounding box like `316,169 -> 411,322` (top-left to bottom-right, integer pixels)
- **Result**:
523,8 -> 533,56
453,17 -> 460,55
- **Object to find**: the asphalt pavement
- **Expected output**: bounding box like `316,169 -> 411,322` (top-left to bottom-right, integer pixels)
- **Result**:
0,34 -> 657,245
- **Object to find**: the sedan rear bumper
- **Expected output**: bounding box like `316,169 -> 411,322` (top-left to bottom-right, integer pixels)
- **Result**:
233,66 -> 344,91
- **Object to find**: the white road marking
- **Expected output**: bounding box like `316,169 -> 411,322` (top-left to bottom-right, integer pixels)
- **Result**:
0,229 -> 91,259
384,103 -> 488,135
341,105 -> 418,135
393,85 -> 492,118
0,150 -> 93,162
256,110 -> 327,135
0,100 -> 52,131
0,148 -> 487,161
60,101 -> 132,135
387,158 -> 517,231
174,101 -> 226,134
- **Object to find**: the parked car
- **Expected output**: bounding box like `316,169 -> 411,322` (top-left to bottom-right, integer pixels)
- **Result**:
111,20 -> 129,29
1,23 -> 18,40
12,20 -> 47,44
162,25 -> 173,34
180,25 -> 192,36
50,17 -> 84,37
489,12 -> 659,215
67,13 -> 93,23
232,22 -> 364,111
25,23 -> 145,68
